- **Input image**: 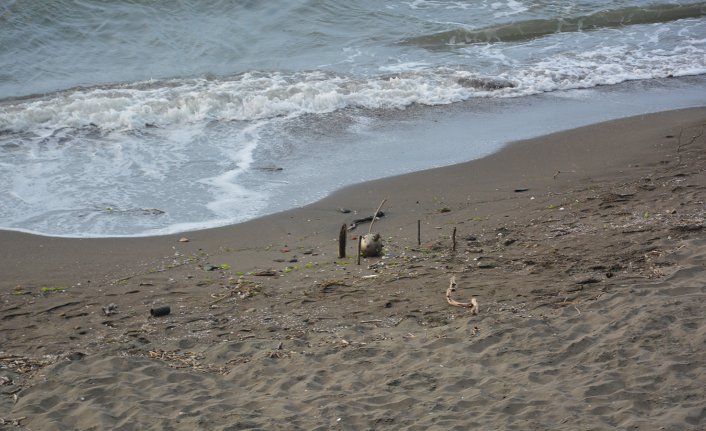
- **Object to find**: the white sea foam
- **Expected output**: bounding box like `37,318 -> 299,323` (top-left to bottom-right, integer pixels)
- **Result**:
2,54 -> 700,139
378,62 -> 432,73
199,121 -> 267,218
405,1 -> 473,10
491,0 -> 529,18
0,71 -> 469,134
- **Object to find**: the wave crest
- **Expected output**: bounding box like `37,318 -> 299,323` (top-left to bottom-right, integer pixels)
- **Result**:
403,3 -> 706,48
0,70 -> 505,133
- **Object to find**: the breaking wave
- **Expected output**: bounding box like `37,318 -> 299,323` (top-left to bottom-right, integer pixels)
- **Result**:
0,70 -> 514,134
403,3 -> 706,48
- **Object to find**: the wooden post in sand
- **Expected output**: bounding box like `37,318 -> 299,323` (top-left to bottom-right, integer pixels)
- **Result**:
339,224 -> 347,258
357,236 -> 362,265
417,220 -> 421,246
452,227 -> 457,252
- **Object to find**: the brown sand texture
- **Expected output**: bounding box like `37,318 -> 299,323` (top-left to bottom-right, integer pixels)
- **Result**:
1,108 -> 705,430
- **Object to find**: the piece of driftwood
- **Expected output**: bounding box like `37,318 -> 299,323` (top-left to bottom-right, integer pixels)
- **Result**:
446,276 -> 478,314
36,301 -> 81,315
348,211 -> 385,231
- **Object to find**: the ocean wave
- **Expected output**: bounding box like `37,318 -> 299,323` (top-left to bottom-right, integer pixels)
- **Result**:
403,3 -> 706,47
0,70 -> 499,133
1,45 -> 705,136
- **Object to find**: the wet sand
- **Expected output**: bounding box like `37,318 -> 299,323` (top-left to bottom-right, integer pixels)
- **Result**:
1,108 -> 705,430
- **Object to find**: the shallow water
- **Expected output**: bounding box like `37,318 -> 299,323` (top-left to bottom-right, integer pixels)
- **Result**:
1,0 -> 705,237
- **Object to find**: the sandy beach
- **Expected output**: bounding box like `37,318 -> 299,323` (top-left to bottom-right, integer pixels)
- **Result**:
1,108 -> 705,430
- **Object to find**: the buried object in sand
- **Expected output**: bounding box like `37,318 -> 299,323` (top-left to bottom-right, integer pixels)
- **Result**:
360,233 -> 383,257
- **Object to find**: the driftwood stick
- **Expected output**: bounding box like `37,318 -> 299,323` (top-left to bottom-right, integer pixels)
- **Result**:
339,224 -> 347,258
36,301 -> 81,315
446,276 -> 478,314
368,199 -> 387,235
452,227 -> 457,252
357,236 -> 362,265
348,212 -> 385,231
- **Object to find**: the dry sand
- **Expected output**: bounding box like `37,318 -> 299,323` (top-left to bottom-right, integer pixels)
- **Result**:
1,108 -> 705,430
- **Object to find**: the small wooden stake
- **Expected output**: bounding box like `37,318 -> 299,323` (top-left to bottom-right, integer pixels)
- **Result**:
417,219 -> 421,246
368,199 -> 387,234
357,236 -> 362,265
338,224 -> 347,258
452,227 -> 457,252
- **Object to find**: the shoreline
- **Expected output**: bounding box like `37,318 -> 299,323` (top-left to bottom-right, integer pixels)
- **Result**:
1,107 -> 705,429
2,107 -> 704,289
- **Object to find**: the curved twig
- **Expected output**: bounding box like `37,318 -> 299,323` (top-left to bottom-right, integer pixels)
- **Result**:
446,276 -> 478,315
368,199 -> 387,234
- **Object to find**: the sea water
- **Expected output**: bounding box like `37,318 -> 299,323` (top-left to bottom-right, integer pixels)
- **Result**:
1,0 -> 705,237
